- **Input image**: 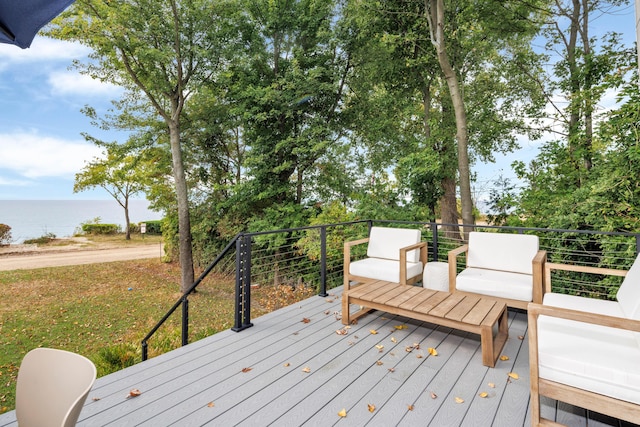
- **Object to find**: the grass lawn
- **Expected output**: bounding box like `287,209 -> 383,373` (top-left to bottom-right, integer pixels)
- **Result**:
0,256 -> 237,413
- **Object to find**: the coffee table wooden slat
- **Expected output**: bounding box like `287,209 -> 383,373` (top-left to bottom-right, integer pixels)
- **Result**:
342,280 -> 508,367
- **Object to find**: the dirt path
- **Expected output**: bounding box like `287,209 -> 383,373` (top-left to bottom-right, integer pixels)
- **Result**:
0,239 -> 164,271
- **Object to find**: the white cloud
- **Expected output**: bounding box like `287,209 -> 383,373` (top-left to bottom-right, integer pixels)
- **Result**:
48,69 -> 122,97
0,132 -> 103,179
0,38 -> 90,64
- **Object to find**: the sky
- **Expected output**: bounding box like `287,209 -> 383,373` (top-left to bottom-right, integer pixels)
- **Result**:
0,4 -> 637,202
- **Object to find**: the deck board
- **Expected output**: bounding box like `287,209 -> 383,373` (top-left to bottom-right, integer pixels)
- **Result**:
0,285 -> 637,427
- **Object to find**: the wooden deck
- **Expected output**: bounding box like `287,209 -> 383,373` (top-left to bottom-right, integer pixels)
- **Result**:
1,286 -> 637,426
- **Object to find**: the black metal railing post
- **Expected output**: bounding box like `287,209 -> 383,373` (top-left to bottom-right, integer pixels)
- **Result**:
430,222 -> 439,261
181,296 -> 189,346
241,234 -> 254,330
319,226 -> 328,297
232,235 -> 244,331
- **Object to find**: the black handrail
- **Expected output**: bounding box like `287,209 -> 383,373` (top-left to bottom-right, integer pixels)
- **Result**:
141,232 -> 242,361
142,220 -> 640,361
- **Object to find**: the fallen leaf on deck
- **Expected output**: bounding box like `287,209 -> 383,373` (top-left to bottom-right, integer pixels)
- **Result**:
324,310 -> 331,315
326,298 -> 334,303
302,367 -> 311,373
479,392 -> 489,398
430,392 -> 437,399
416,353 -> 423,359
405,346 -> 414,352
394,324 -> 408,330
518,335 -> 524,340
338,408 -> 347,417
455,397 -> 465,404
499,355 -> 509,361
376,360 -> 384,366
368,403 -> 376,413
207,402 -> 215,408
375,344 -> 384,352
508,372 -> 519,380
488,382 -> 495,388
391,337 -> 397,343
412,343 -> 421,349
242,367 -> 253,373
370,329 -> 378,335
92,397 -> 101,401
336,328 -> 348,335
428,347 -> 438,356
388,368 -> 395,372
127,389 -> 142,399
301,318 -> 311,323
283,363 -> 290,367
407,404 -> 414,411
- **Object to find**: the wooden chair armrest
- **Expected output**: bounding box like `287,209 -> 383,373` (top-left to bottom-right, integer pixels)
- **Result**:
344,237 -> 370,289
399,241 -> 427,285
448,244 -> 468,292
532,250 -> 546,303
543,262 -> 628,294
528,302 -> 640,333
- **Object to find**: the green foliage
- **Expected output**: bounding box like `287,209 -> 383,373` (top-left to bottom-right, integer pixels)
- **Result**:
0,224 -> 11,246
23,233 -> 57,245
82,223 -> 121,235
140,220 -> 163,235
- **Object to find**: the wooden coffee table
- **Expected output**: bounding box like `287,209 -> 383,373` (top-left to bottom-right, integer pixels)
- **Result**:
342,280 -> 508,367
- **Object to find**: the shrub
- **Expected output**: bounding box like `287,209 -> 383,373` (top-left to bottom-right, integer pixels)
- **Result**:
0,224 -> 11,246
140,220 -> 163,235
23,232 -> 56,245
81,223 -> 121,235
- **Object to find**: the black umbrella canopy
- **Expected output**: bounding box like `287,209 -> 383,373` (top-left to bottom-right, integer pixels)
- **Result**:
0,0 -> 76,49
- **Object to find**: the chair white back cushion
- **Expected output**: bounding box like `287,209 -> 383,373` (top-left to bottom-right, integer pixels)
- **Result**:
366,227 -> 422,263
466,232 -> 539,275
616,253 -> 640,318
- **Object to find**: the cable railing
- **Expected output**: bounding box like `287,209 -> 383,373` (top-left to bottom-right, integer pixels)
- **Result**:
141,220 -> 640,360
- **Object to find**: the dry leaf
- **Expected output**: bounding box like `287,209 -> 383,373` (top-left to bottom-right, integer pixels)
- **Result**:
391,337 -> 397,343
405,346 -> 414,352
338,408 -> 347,418
301,317 -> 311,323
376,360 -> 384,366
326,298 -> 334,303
388,368 -> 395,373
428,347 -> 438,356
370,329 -> 378,335
375,344 -> 384,352
455,397 -> 465,404
127,389 -> 142,399
283,363 -> 290,367
407,404 -> 414,411
488,382 -> 495,388
242,367 -> 253,373
336,328 -> 348,335
324,310 -> 331,315
518,335 -> 525,340
479,392 -> 489,398
499,355 -> 509,361
92,397 -> 101,401
508,372 -> 519,380
430,392 -> 438,399
412,343 -> 421,349
207,402 -> 215,408
302,367 -> 311,373
416,353 -> 423,359
368,403 -> 376,413
394,324 -> 408,330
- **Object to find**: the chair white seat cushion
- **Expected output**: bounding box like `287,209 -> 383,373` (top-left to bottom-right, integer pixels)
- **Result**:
537,317 -> 640,405
350,258 -> 423,283
456,268 -> 532,301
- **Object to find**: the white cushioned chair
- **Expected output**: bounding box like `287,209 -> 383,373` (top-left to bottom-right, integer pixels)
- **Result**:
448,231 -> 546,310
528,254 -> 640,425
16,347 -> 97,427
344,226 -> 427,286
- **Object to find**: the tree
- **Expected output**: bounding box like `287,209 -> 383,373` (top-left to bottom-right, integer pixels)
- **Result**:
74,141 -> 149,240
53,0 -> 244,292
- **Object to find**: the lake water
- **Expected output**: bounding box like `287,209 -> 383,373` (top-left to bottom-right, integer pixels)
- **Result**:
0,200 -> 164,243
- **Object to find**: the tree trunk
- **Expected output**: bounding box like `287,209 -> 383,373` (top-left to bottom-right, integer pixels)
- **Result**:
124,196 -> 131,240
168,119 -> 195,294
440,176 -> 460,240
428,0 -> 474,237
